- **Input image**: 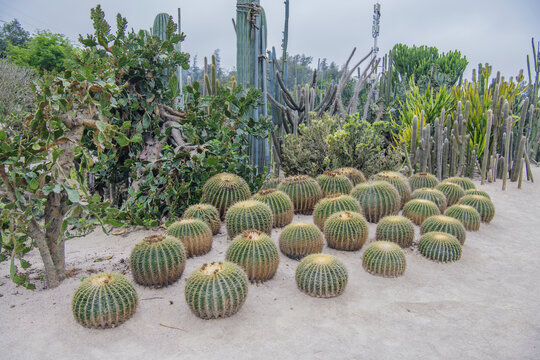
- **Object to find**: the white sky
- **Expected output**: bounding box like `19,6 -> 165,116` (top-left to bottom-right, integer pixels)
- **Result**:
1,0 -> 539,78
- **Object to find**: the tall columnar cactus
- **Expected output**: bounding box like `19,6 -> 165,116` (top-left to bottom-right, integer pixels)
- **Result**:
185,261 -> 248,319
313,194 -> 362,230
443,177 -> 476,191
435,182 -> 465,206
402,199 -> 440,225
202,173 -> 251,218
418,232 -> 462,263
225,200 -> 273,239
295,254 -> 348,298
323,211 -> 368,251
168,219 -> 213,257
334,167 -> 367,186
316,171 -> 353,196
261,177 -> 282,190
376,215 -> 415,248
277,175 -> 323,215
72,273 -> 138,328
251,189 -> 294,227
363,241 -> 407,277
372,171 -> 412,207
350,181 -> 401,223
279,222 -> 323,260
130,235 -> 187,287
411,188 -> 448,212
464,189 -> 491,199
458,195 -> 495,223
408,172 -> 439,191
421,215 -> 467,245
445,204 -> 481,231
183,204 -> 221,235
226,230 -> 279,282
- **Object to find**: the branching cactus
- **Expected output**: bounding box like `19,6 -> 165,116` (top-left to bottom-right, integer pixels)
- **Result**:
445,204 -> 481,231
279,222 -> 323,260
225,200 -> 273,239
168,218 -> 213,257
411,188 -> 448,212
185,261 -> 248,319
372,171 -> 412,208
323,211 -> 368,251
458,195 -> 495,223
418,232 -> 462,263
277,175 -> 323,214
350,181 -> 401,223
201,173 -> 251,217
251,189 -> 294,228
295,254 -> 348,298
376,215 -> 415,248
443,177 -> 476,191
464,189 -> 491,199
362,241 -> 407,277
334,167 -> 367,186
421,215 -> 466,245
402,199 -> 440,225
261,177 -> 282,190
183,204 -> 221,235
408,172 -> 439,191
72,273 -> 138,328
435,182 -> 465,206
316,171 -> 353,196
130,234 -> 187,287
313,194 -> 362,230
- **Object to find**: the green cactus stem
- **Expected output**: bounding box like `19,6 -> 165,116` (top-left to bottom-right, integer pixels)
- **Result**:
408,172 -> 439,191
421,215 -> 467,245
334,167 -> 367,186
443,177 -> 476,191
323,211 -> 368,251
362,241 -> 407,277
168,218 -> 213,257
402,199 -> 440,225
316,171 -> 353,196
458,195 -> 495,223
183,204 -> 221,235
225,200 -> 273,239
418,232 -> 462,263
464,189 -> 491,199
375,215 -> 415,248
372,171 -> 412,208
411,188 -> 448,212
277,175 -> 323,215
202,173 -> 251,218
350,181 -> 401,223
435,182 -> 465,206
445,204 -> 481,231
279,222 -> 323,260
295,254 -> 348,298
251,189 -> 294,227
313,194 -> 362,230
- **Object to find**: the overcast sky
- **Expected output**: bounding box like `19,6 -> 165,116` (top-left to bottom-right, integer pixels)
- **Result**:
1,0 -> 539,78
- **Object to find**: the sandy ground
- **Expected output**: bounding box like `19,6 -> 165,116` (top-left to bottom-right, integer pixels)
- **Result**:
1,169 -> 539,360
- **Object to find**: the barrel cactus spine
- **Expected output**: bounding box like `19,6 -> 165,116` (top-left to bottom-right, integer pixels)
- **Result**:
411,188 -> 448,212
313,193 -> 361,230
435,182 -> 465,206
376,215 -> 415,248
408,172 -> 439,191
418,232 -> 462,263
458,195 -> 495,223
183,204 -> 221,235
277,175 -> 323,215
201,172 -> 251,218
402,199 -> 440,225
372,171 -> 412,207
279,222 -> 323,260
316,171 -> 353,196
296,254 -> 348,298
167,218 -> 213,257
464,189 -> 491,199
421,215 -> 467,245
362,241 -> 407,277
350,181 -> 401,223
334,167 -> 367,186
251,189 -> 294,228
225,200 -> 273,239
324,211 -> 368,251
445,204 -> 481,231
444,177 -> 476,191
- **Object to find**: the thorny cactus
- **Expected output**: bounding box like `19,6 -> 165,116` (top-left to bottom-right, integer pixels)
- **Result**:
279,222 -> 323,260
168,218 -> 213,257
445,204 -> 481,231
313,194 -> 362,230
201,173 -> 251,217
334,167 -> 367,186
443,177 -> 476,191
277,175 -> 323,215
251,189 -> 294,228
316,171 -> 353,196
408,172 -> 439,191
464,189 -> 491,199
225,200 -> 273,239
402,199 -> 440,225
323,211 -> 368,251
183,204 -> 221,235
362,241 -> 407,277
458,195 -> 495,223
296,254 -> 348,298
421,215 -> 467,245
418,232 -> 462,263
350,181 -> 401,223
411,188 -> 448,212
435,182 -> 465,206
372,171 -> 412,208
376,215 -> 415,248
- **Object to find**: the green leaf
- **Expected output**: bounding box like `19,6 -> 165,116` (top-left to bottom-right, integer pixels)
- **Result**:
29,178 -> 39,191
63,184 -> 80,203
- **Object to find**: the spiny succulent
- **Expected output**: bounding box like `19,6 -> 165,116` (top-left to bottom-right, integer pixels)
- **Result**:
443,177 -> 476,191
408,172 -> 439,191
183,204 -> 221,235
435,182 -> 465,206
130,234 -> 187,287
445,204 -> 481,231
261,177 -> 282,190
402,199 -> 440,225
411,188 -> 448,212
464,189 -> 491,199
458,195 -> 495,223
350,181 -> 401,223
362,241 -> 407,277
323,211 -> 368,251
334,167 -> 367,186
225,200 -> 273,239
295,254 -> 348,298
376,215 -> 415,248
72,273 -> 138,328
418,232 -> 462,263
277,175 -> 323,215
201,173 -> 251,218
279,222 -> 323,260
313,194 -> 362,230
372,171 -> 412,207
316,171 -> 353,196
185,261 -> 248,320
421,215 -> 467,245
226,230 -> 279,283
167,218 -> 213,257
251,189 -> 294,228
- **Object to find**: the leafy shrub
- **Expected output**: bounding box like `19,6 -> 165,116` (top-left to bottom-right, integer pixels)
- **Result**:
0,60 -> 34,135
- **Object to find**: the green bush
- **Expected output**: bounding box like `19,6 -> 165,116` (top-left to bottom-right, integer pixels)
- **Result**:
0,60 -> 35,135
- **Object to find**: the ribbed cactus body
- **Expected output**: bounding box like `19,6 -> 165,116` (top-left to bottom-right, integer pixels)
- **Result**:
408,172 -> 439,191
323,211 -> 368,251
167,219 -> 213,257
72,273 -> 138,328
334,167 -> 367,186
251,189 -> 293,228
372,171 -> 411,207
130,235 -> 187,287
226,230 -> 279,283
185,262 -> 248,319
402,199 -> 440,225
183,204 -> 221,235
261,177 -> 282,190
201,173 -> 251,217
445,205 -> 481,231
376,215 -> 415,248
225,200 -> 273,239
350,181 -> 401,223
444,177 -> 476,191
464,189 -> 491,199
418,232 -> 462,262
435,182 -> 465,206
411,188 -> 448,212
362,241 -> 407,277
295,254 -> 348,298
277,175 -> 323,215
316,171 -> 353,196
458,195 -> 495,223
313,194 -> 361,230
421,215 -> 466,245
279,222 -> 323,260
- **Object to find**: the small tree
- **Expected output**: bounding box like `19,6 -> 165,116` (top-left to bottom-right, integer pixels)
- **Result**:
0,19 -> 30,57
